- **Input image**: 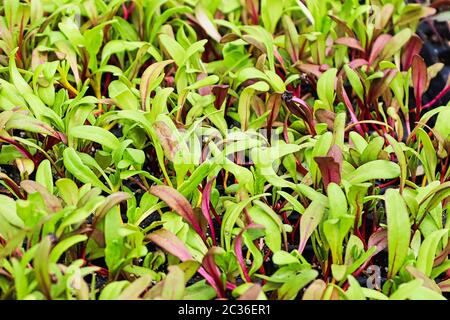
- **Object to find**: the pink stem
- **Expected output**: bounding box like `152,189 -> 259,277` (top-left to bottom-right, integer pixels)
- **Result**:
422,85 -> 450,110
201,177 -> 217,246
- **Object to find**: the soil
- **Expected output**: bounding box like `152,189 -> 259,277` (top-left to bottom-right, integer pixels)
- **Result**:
416,10 -> 450,113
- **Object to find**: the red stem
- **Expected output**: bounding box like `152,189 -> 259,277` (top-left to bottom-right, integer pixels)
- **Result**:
422,85 -> 450,110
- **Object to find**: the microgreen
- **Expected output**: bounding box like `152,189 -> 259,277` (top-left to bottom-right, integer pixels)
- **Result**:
0,0 -> 448,301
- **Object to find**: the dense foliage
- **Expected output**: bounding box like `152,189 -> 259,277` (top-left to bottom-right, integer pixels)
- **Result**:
0,0 -> 449,300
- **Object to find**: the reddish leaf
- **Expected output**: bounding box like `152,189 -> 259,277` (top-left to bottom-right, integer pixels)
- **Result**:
368,68 -> 398,104
294,62 -> 322,78
234,224 -> 264,282
368,228 -> 388,256
20,180 -> 62,212
147,229 -> 223,297
238,284 -> 262,300
274,46 -> 286,71
153,121 -> 181,161
315,109 -> 336,130
201,247 -> 226,298
147,229 -> 193,262
201,177 -> 217,246
0,136 -> 35,163
283,93 -> 316,135
412,54 -> 427,109
220,33 -> 240,43
329,15 -> 355,38
348,59 -> 368,69
197,73 -> 212,96
150,185 -> 205,241
212,85 -> 229,109
336,77 -> 363,135
401,35 -> 423,70
314,145 -> 343,189
434,241 -> 450,267
335,37 -> 364,52
267,93 -> 282,143
194,5 -> 221,42
140,60 -> 173,110
380,29 -> 412,62
0,172 -> 25,199
95,192 -> 132,223
368,34 -> 392,66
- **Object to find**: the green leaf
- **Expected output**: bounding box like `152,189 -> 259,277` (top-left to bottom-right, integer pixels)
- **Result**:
277,191 -> 305,214
63,148 -> 111,193
346,275 -> 366,300
385,189 -> 411,279
35,160 -> 53,195
317,68 -> 337,110
327,183 -> 348,219
108,80 -> 140,110
55,178 -> 79,206
416,229 -> 449,276
343,64 -> 364,102
238,81 -> 269,131
434,108 -> 450,139
264,70 -> 286,93
161,266 -> 185,300
349,131 -> 368,154
101,41 -> 144,66
416,128 -> 437,182
0,194 -> 23,228
99,281 -> 130,300
299,200 -> 325,254
159,34 -> 186,66
380,28 -> 412,61
249,205 -> 282,252
49,235 -> 87,263
346,160 -> 400,184
118,274 -> 153,300
261,0 -> 284,33
360,136 -> 385,163
34,236 -> 52,299
70,125 -> 120,150
272,251 -> 299,265
140,60 -> 173,111
278,269 -> 318,300
221,194 -> 268,251
385,135 -> 407,193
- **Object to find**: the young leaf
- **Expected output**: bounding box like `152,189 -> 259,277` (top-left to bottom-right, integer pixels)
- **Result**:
261,0 -> 284,34
299,200 -> 325,254
343,64 -> 364,102
63,148 -> 111,193
140,60 -> 173,111
317,68 -> 337,110
346,160 -> 400,184
195,5 -> 221,42
412,54 -> 427,109
380,28 -> 412,61
150,185 -> 205,241
70,125 -> 120,150
385,189 -> 411,279
416,229 -> 449,277
36,160 -> 53,195
238,81 -> 270,131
